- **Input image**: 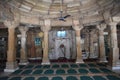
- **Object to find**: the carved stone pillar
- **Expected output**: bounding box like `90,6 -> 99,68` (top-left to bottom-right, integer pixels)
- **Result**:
97,24 -> 107,62
109,22 -> 120,69
41,19 -> 51,64
19,27 -> 29,65
85,34 -> 89,52
73,19 -> 84,63
89,31 -> 95,58
4,20 -> 19,72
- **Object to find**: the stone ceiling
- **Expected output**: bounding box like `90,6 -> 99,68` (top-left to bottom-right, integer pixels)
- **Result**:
9,0 -> 114,18
0,0 -> 120,26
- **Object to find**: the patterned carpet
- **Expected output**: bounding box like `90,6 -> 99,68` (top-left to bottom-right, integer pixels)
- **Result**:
0,63 -> 120,80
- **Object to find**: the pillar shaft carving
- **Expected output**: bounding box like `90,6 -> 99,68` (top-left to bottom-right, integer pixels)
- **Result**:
4,20 -> 19,28
19,27 -> 29,65
72,19 -> 83,31
97,24 -> 107,62
41,26 -> 51,32
97,23 -> 106,36
4,20 -> 19,72
41,19 -> 51,64
41,19 -> 51,32
42,31 -> 49,64
19,27 -> 28,37
84,34 -> 89,52
7,28 -> 16,61
89,30 -> 95,58
73,19 -> 84,63
109,22 -> 120,69
109,22 -> 118,48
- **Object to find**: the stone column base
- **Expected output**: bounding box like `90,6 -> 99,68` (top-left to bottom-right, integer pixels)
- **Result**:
112,61 -> 120,70
99,57 -> 108,63
42,59 -> 50,65
76,59 -> 84,63
42,62 -> 50,65
4,61 -> 19,72
19,62 -> 29,65
89,54 -> 96,58
19,60 -> 29,65
108,61 -> 120,70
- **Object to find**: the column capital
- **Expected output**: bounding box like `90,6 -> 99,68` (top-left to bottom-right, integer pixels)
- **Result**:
112,17 -> 120,22
73,26 -> 83,31
41,25 -> 51,32
41,19 -> 51,32
72,19 -> 83,30
44,19 -> 51,26
19,26 -> 29,33
89,29 -> 95,35
97,23 -> 106,31
108,22 -> 117,26
19,26 -> 28,38
4,20 -> 19,28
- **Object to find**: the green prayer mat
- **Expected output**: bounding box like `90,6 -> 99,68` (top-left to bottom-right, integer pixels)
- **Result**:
93,76 -> 106,80
89,68 -> 101,73
61,64 -> 69,68
9,77 -> 22,80
0,76 -> 9,80
66,76 -> 78,80
106,75 -> 120,80
43,65 -> 50,68
44,69 -> 54,74
79,64 -> 87,67
52,76 -> 63,80
21,69 -> 32,75
37,77 -> 49,80
23,77 -> 35,80
34,65 -> 42,68
12,70 -> 22,75
70,64 -> 78,68
19,65 -> 25,69
32,69 -> 43,74
87,63 -> 96,67
99,68 -> 113,73
52,64 -> 60,68
56,69 -> 65,74
67,68 -> 77,74
24,65 -> 34,69
78,69 -> 89,74
96,63 -> 106,67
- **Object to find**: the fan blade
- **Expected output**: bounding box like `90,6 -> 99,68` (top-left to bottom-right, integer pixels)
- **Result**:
64,15 -> 71,18
61,19 -> 66,22
59,18 -> 66,21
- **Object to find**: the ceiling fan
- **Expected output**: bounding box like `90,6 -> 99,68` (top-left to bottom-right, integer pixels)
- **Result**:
58,0 -> 71,21
59,11 -> 71,21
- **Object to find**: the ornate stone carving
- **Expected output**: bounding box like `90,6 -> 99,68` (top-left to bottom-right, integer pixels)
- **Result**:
97,23 -> 107,62
41,19 -> 51,32
72,19 -> 83,31
19,26 -> 29,65
4,20 -> 19,28
19,26 -> 29,37
97,23 -> 106,31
